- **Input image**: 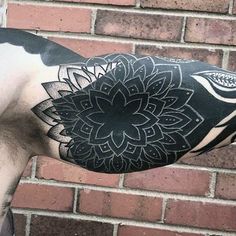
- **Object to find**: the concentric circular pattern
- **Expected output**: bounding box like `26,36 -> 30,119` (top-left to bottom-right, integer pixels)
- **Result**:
31,53 -> 236,173
51,55 -> 203,173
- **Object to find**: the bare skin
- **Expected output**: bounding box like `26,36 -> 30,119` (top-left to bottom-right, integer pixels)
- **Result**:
0,44 -> 59,233
0,42 -> 82,233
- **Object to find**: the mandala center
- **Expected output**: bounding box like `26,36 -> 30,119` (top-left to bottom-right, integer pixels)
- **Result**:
106,108 -> 137,128
91,100 -> 148,142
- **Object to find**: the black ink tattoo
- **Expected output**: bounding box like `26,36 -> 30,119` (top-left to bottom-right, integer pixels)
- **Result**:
192,71 -> 236,103
31,48 -> 236,173
0,28 -> 85,66
190,71 -> 236,154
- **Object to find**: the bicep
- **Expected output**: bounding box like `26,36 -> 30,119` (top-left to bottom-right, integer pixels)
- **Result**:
30,54 -> 236,173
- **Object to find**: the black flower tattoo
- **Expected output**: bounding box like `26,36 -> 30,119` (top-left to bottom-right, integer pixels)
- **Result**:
78,81 -> 158,155
32,54 -> 205,173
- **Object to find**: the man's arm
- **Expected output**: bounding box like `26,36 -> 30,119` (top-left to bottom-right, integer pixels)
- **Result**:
2,28 -> 236,236
1,29 -> 236,174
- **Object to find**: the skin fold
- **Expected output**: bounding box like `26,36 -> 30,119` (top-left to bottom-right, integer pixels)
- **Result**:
0,28 -> 236,235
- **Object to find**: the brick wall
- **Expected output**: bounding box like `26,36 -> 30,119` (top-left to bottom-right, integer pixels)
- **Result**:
1,0 -> 236,235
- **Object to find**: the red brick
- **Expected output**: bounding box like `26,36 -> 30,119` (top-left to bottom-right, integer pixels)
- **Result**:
30,215 -> 114,236
95,10 -> 183,42
136,45 -> 223,66
14,214 -> 26,236
140,0 -> 230,13
36,156 -> 120,187
79,190 -> 162,221
124,167 -> 211,196
228,51 -> 236,72
216,173 -> 236,200
49,37 -> 133,58
178,145 -> 236,169
165,200 -> 236,231
185,18 -> 236,46
7,3 -> 91,33
54,0 -> 135,6
12,183 -> 74,212
118,225 -> 204,236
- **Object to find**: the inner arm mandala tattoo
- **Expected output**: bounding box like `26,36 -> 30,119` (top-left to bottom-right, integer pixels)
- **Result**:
32,54 -> 236,173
